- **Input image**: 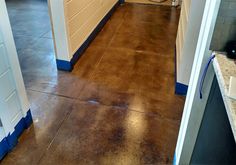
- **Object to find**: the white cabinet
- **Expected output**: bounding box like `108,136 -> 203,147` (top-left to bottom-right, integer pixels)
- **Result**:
0,40 -> 23,135
0,127 -> 5,142
0,45 -> 9,76
0,0 -> 32,158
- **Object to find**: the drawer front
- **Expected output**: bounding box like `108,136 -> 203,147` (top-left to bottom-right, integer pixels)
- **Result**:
0,45 -> 9,75
0,70 -> 15,101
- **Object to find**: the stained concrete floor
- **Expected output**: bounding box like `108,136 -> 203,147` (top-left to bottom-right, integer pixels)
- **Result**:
126,0 -> 172,6
1,0 -> 184,164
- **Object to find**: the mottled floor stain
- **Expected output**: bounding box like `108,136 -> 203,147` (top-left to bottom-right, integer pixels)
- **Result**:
1,1 -> 184,165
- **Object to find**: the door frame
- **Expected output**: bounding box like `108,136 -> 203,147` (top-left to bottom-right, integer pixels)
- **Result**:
174,0 -> 221,164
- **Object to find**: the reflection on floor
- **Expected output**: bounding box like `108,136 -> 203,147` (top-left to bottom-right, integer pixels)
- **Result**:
2,0 -> 184,164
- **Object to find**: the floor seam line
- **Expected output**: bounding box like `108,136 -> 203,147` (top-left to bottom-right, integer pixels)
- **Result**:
36,105 -> 73,165
26,89 -> 181,122
88,18 -> 125,81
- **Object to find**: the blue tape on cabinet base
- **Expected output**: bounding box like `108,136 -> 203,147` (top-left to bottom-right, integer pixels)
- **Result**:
56,60 -> 73,72
24,110 -> 33,129
173,152 -> 177,165
175,82 -> 188,95
0,109 -> 33,160
56,0 -> 121,72
0,138 -> 9,160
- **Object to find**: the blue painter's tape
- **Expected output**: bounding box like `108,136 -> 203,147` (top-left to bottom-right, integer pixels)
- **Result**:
173,152 -> 177,165
0,109 -> 33,160
56,59 -> 73,71
174,45 -> 188,96
6,122 -> 21,149
24,110 -> 33,129
175,82 -> 188,95
0,138 -> 10,160
57,1 -> 121,71
7,109 -> 33,150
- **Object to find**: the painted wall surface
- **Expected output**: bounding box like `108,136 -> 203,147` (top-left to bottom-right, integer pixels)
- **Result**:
176,0 -> 206,86
211,0 -> 236,51
0,0 -> 30,136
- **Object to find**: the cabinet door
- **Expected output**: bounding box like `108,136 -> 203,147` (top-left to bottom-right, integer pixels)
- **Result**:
0,45 -> 9,76
0,42 -> 23,134
0,127 -> 6,142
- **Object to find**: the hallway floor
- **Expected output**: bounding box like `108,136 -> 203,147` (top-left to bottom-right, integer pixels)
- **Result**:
2,1 -> 184,164
125,0 -> 172,6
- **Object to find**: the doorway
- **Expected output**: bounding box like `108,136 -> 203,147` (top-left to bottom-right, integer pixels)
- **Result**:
6,0 -> 57,89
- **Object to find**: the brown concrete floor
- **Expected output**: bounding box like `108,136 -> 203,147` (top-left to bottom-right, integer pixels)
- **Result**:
126,0 -> 172,6
1,1 -> 184,165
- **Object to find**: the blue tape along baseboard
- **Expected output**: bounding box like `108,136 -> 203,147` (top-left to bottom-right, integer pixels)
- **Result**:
57,0 -> 122,71
0,109 -> 33,160
173,152 -> 177,165
0,138 -> 9,160
56,60 -> 73,72
175,82 -> 188,95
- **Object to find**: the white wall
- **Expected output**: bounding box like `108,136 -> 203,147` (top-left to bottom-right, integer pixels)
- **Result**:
0,0 -> 30,135
176,0 -> 206,86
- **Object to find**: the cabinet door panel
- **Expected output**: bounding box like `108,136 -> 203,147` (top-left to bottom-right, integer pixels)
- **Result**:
0,32 -> 3,44
5,91 -> 22,125
0,45 -> 9,75
0,70 -> 15,101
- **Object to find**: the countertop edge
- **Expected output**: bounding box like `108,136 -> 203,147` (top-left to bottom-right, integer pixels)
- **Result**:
213,54 -> 236,142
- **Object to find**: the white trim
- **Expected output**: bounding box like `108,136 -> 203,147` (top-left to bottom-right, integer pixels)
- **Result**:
48,0 -> 71,61
175,0 -> 221,164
